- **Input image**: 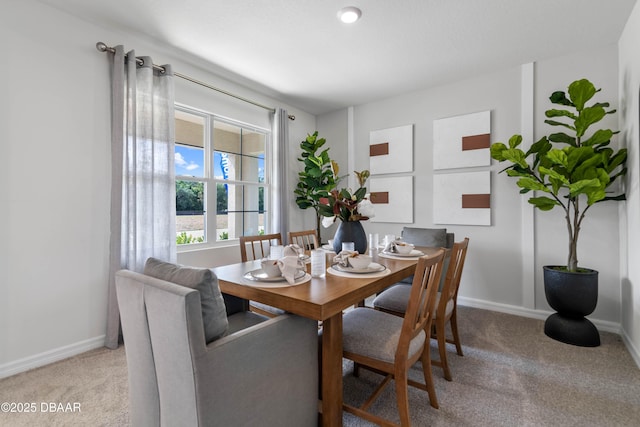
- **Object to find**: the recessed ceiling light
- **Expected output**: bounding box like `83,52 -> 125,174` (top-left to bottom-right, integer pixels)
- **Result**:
337,6 -> 362,24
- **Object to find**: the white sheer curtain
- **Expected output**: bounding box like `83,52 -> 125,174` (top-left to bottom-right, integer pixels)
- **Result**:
105,46 -> 176,349
271,108 -> 289,241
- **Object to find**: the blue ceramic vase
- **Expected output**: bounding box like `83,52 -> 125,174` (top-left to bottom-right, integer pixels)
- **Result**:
332,221 -> 368,254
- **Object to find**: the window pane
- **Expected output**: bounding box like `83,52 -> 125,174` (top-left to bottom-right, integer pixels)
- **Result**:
213,151 -> 240,180
213,121 -> 241,155
241,130 -> 265,182
176,180 -> 205,245
213,121 -> 265,183
175,111 -> 205,178
216,184 -> 265,239
175,145 -> 204,178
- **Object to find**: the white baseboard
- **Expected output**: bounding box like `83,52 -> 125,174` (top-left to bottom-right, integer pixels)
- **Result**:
0,335 -> 106,379
621,329 -> 640,368
457,296 -> 622,334
457,296 -> 640,368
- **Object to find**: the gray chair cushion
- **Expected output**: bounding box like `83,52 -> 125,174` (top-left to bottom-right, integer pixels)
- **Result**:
372,284 -> 412,314
144,257 -> 228,343
342,307 -> 425,363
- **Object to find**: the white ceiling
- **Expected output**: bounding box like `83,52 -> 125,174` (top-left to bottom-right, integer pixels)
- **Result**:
40,0 -> 636,115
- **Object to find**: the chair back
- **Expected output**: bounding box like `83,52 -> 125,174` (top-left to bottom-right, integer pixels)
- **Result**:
438,238 -> 469,318
239,233 -> 282,262
396,249 -> 445,361
288,229 -> 319,250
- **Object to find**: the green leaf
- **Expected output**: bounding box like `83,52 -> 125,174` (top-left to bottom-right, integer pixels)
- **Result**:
587,188 -> 606,205
490,142 -> 508,161
508,134 -> 523,149
604,149 -> 627,172
506,168 -> 534,178
568,178 -> 600,197
582,129 -> 613,146
546,149 -> 568,167
574,105 -> 606,137
544,119 -> 576,132
566,146 -> 595,172
568,79 -> 597,111
548,132 -> 576,146
517,177 -> 549,192
502,148 -> 528,168
529,196 -> 560,210
549,91 -> 573,107
545,109 -> 578,121
539,166 -> 569,185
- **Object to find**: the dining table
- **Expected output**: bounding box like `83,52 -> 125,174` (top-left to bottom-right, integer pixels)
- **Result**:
211,246 -> 442,427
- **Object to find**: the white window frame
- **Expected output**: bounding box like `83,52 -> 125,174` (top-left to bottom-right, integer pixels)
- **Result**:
175,103 -> 272,251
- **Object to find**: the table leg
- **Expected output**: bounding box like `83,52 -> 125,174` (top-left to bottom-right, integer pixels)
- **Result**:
321,313 -> 343,427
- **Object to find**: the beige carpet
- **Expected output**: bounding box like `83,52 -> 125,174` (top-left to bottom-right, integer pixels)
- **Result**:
1,306 -> 639,426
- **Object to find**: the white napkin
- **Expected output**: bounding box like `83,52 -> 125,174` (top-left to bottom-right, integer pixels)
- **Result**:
383,240 -> 399,253
283,244 -> 303,257
333,250 -> 359,268
277,255 -> 304,284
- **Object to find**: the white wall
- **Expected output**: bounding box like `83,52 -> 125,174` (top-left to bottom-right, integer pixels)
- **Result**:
318,45 -> 627,329
618,0 -> 640,365
0,0 -> 315,376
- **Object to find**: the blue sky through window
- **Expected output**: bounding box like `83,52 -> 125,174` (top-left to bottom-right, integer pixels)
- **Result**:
175,145 -> 264,180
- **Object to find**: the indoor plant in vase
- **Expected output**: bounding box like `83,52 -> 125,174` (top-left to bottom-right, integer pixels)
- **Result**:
491,78 -> 627,347
318,169 -> 374,254
294,131 -> 341,242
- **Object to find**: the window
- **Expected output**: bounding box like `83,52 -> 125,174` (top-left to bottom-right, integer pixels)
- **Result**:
175,106 -> 270,247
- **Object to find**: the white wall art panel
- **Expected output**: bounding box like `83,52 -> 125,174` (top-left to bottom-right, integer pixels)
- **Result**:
433,171 -> 491,225
369,124 -> 413,174
369,176 -> 413,223
433,110 -> 491,170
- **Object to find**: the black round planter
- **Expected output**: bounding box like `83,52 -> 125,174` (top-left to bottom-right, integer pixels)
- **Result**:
543,266 -> 600,347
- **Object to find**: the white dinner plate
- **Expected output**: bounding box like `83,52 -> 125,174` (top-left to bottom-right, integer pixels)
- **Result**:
330,262 -> 386,274
382,249 -> 424,257
244,268 -> 305,282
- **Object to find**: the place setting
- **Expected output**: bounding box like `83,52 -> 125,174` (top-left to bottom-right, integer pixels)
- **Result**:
327,250 -> 390,278
378,239 -> 425,260
243,244 -> 311,287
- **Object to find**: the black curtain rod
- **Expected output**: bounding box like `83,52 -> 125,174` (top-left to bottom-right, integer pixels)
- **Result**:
96,42 -> 295,121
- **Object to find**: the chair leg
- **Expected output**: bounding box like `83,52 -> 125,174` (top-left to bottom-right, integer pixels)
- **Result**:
436,320 -> 452,381
449,308 -> 464,356
394,368 -> 411,427
420,341 -> 439,409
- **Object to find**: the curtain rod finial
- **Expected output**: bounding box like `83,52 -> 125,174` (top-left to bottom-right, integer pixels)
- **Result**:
96,42 -> 108,52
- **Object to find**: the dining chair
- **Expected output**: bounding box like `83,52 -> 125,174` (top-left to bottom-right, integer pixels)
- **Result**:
373,238 -> 470,381
287,229 -> 319,251
115,259 -> 318,427
341,249 -> 446,426
239,233 -> 286,317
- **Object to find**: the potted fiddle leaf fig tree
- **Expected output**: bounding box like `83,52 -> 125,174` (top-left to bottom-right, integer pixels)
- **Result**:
491,78 -> 627,347
294,131 -> 341,241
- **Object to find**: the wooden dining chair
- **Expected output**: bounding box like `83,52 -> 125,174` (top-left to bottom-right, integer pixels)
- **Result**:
238,233 -> 286,318
341,249 -> 446,426
287,229 -> 319,251
372,238 -> 470,381
239,232 -> 283,263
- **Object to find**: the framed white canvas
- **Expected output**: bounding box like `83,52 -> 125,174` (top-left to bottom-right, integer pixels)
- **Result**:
368,176 -> 413,223
433,110 -> 491,170
433,171 -> 491,225
369,124 -> 413,175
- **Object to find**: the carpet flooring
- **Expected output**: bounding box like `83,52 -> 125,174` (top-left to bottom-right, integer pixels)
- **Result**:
1,306 -> 639,426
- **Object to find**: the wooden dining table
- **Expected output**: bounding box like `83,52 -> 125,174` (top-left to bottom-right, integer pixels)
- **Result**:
211,246 -> 441,427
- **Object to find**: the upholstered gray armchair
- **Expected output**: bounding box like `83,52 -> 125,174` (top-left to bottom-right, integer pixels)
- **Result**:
115,259 -> 318,427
